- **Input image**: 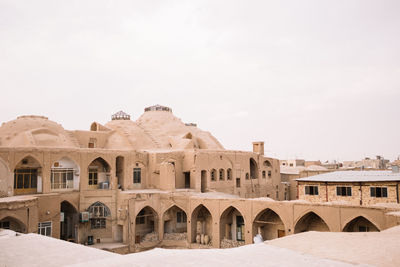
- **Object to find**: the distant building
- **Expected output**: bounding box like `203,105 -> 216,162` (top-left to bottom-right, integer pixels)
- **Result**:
297,170 -> 400,206
342,156 -> 389,170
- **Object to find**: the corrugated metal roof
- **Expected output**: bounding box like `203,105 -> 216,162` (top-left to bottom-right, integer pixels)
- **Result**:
296,171 -> 400,182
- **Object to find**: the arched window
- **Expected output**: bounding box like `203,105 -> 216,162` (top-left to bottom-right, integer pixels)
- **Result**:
87,202 -> 110,229
219,169 -> 225,181
227,168 -> 232,180
211,169 -> 217,181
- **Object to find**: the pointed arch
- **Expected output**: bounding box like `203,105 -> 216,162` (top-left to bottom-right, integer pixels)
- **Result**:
87,157 -> 111,189
250,158 -> 258,179
219,206 -> 246,245
190,204 -> 213,244
294,211 -> 330,233
0,216 -> 26,233
87,201 -> 111,217
342,215 -> 380,232
135,206 -> 159,243
13,155 -> 42,195
253,208 -> 286,240
162,205 -> 187,238
51,157 -> 80,190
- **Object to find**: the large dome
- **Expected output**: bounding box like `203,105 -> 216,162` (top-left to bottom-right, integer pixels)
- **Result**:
105,106 -> 224,151
0,115 -> 79,148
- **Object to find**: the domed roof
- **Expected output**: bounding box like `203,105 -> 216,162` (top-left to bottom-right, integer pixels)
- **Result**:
0,115 -> 79,148
105,108 -> 224,150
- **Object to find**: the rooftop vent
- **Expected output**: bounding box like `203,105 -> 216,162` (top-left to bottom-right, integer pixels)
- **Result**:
111,111 -> 131,120
185,123 -> 197,127
144,104 -> 172,112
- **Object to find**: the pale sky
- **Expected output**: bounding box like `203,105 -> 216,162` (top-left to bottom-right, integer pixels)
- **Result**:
1,0 -> 399,162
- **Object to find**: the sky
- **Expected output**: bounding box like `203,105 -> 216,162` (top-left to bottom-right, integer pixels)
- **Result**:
0,0 -> 399,162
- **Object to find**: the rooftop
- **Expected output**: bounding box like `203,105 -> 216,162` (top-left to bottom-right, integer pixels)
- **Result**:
296,171 -> 400,182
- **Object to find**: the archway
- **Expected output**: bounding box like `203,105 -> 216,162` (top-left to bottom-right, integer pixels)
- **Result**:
163,205 -> 187,240
191,204 -> 212,245
250,158 -> 258,179
88,157 -> 111,189
343,216 -> 380,232
60,201 -> 78,242
135,206 -> 158,243
51,157 -> 79,191
116,156 -> 124,189
0,216 -> 26,233
253,209 -> 285,240
14,156 -> 41,195
220,206 -> 245,247
294,212 -> 329,233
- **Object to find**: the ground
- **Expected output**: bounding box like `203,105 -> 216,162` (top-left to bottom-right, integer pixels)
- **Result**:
2,226 -> 400,267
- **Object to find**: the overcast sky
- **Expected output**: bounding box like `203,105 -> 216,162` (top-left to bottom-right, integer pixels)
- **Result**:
1,0 -> 399,162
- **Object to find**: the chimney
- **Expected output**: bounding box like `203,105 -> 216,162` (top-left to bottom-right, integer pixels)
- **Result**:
252,141 -> 264,155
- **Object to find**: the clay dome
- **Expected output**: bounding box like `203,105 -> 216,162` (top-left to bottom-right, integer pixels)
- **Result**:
0,115 -> 78,148
105,108 -> 224,151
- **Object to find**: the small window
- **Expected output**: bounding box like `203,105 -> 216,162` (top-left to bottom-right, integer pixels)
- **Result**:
211,169 -> 216,181
177,211 -> 187,223
133,168 -> 141,184
227,169 -> 232,180
245,173 -> 249,180
0,221 -> 10,229
91,218 -> 106,229
38,222 -> 52,236
289,163 -> 293,167
370,187 -> 388,198
236,178 -> 241,188
262,171 -> 266,178
305,185 -> 318,195
358,226 -> 369,232
219,169 -> 225,180
336,186 -> 352,196
268,171 -> 271,178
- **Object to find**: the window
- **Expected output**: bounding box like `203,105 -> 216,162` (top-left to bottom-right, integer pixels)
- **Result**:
358,226 -> 369,232
227,169 -> 232,180
268,171 -> 272,178
236,178 -> 241,187
136,210 -> 145,224
289,163 -> 293,167
51,168 -> 74,189
133,168 -> 141,184
245,173 -> 249,180
177,211 -> 187,223
88,168 -> 98,185
219,169 -> 224,180
305,185 -> 319,195
370,187 -> 388,198
14,169 -> 37,189
336,186 -> 352,196
88,138 -> 96,148
211,169 -> 216,181
262,171 -> 266,178
38,222 -> 52,236
88,202 -> 110,229
0,221 -> 10,229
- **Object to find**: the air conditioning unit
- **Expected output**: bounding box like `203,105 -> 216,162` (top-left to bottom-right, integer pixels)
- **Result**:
80,212 -> 90,222
99,182 -> 109,189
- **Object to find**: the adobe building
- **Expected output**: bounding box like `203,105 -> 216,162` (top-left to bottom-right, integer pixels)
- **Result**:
0,105 -> 399,253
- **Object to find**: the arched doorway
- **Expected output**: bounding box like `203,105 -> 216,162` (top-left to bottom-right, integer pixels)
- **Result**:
220,206 -> 245,247
0,216 -> 26,233
253,209 -> 285,240
191,205 -> 212,245
14,156 -> 41,195
294,212 -> 329,233
87,158 -> 111,189
60,201 -> 78,242
250,158 -> 258,179
163,205 -> 187,241
135,206 -> 158,243
343,216 -> 380,232
116,156 -> 124,189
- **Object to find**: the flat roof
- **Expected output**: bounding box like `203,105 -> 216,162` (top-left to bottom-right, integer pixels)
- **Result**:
296,171 -> 400,183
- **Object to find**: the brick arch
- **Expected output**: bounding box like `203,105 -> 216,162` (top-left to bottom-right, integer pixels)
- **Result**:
87,156 -> 112,171
161,203 -> 187,218
190,204 -> 213,243
135,204 -> 159,218
12,154 -> 43,171
0,215 -> 27,233
59,199 -> 79,213
342,214 -> 381,232
294,210 -> 331,233
219,204 -> 247,225
51,155 -> 80,170
252,207 -> 287,240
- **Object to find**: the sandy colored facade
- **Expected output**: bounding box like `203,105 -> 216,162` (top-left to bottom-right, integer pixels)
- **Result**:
0,106 -> 399,253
